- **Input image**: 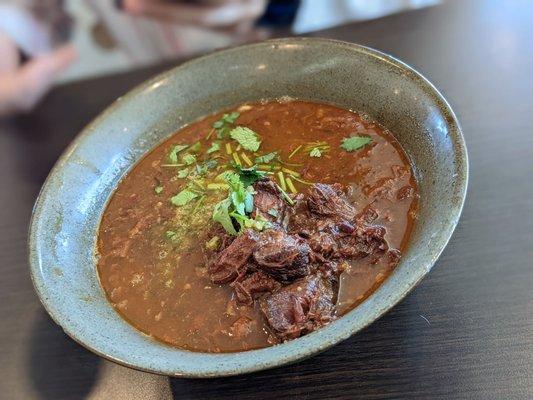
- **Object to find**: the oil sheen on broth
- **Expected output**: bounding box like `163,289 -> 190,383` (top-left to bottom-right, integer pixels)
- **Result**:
97,100 -> 418,352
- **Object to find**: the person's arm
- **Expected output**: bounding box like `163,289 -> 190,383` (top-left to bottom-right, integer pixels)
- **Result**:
0,30 -> 76,116
120,0 -> 266,29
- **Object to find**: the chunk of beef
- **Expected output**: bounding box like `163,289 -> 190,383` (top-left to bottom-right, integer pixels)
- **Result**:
252,179 -> 286,224
286,193 -> 316,237
253,230 -> 311,281
208,230 -> 258,284
308,231 -> 338,257
356,204 -> 378,224
232,270 -> 281,305
307,183 -> 356,221
260,275 -> 336,340
336,225 -> 389,258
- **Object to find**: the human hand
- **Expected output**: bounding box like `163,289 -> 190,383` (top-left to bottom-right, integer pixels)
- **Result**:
0,30 -> 76,116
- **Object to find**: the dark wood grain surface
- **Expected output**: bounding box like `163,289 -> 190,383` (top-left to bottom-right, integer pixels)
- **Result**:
1,0 -> 532,399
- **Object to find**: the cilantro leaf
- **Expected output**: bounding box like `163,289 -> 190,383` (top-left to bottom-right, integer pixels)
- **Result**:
168,144 -> 188,163
165,230 -> 177,240
182,153 -> 196,165
213,198 -> 238,235
309,147 -> 322,157
189,141 -> 201,153
213,112 -> 240,139
154,185 -> 163,194
229,126 -> 261,152
255,151 -> 278,164
177,168 -> 189,178
195,159 -> 218,176
230,212 -> 271,232
233,164 -> 266,187
341,136 -> 372,151
207,141 -> 221,154
170,189 -> 198,206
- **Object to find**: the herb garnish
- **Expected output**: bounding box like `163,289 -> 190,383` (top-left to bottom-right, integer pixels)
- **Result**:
213,112 -> 240,139
304,141 -> 329,158
211,165 -> 269,235
229,126 -> 261,152
177,168 -> 189,178
309,147 -> 322,157
165,230 -> 178,240
207,141 -> 221,154
168,144 -> 188,163
233,164 -> 266,187
189,141 -> 201,153
255,151 -> 278,164
170,189 -> 198,206
182,153 -> 196,165
154,185 -> 163,194
341,136 -> 372,151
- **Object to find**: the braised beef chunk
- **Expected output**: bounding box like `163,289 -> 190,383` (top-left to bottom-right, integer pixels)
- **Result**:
308,231 -> 338,257
260,275 -> 336,340
252,179 -> 286,224
307,183 -> 356,221
286,193 -> 313,237
208,230 -> 258,284
253,230 -> 311,281
335,225 -> 389,259
203,180 -> 402,341
356,204 -> 379,224
232,271 -> 281,305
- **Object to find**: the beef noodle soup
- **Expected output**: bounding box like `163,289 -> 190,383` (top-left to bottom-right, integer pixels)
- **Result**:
97,100 -> 418,352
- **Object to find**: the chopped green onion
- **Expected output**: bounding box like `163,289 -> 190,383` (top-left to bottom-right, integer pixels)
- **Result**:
191,195 -> 206,214
161,163 -> 185,168
240,152 -> 253,167
277,171 -> 287,191
281,167 -> 300,177
189,178 -> 205,190
275,183 -> 295,206
205,236 -> 220,250
206,128 -> 215,140
291,175 -> 314,185
225,142 -> 232,155
232,152 -> 242,166
207,183 -> 230,190
286,177 -> 298,194
257,164 -> 280,171
288,145 -> 302,159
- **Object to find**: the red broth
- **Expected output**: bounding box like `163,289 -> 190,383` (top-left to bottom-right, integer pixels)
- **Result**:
97,100 -> 418,352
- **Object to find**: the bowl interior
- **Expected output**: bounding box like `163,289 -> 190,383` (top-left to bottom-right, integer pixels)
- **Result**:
29,38 -> 467,377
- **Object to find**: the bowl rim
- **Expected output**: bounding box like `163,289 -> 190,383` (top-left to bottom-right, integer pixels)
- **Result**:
28,37 -> 468,377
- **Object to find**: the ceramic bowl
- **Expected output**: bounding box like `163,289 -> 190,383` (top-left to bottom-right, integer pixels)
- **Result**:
29,38 -> 468,377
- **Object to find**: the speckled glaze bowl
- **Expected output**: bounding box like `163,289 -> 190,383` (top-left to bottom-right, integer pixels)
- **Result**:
29,38 -> 467,377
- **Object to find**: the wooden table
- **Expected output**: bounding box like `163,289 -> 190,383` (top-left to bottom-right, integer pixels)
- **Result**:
1,0 -> 532,398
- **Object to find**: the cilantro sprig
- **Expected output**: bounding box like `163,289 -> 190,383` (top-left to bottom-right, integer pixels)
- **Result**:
341,136 -> 372,151
229,126 -> 261,152
211,165 -> 268,235
213,112 -> 240,139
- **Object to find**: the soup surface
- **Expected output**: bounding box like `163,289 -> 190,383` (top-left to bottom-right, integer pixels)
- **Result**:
97,100 -> 418,352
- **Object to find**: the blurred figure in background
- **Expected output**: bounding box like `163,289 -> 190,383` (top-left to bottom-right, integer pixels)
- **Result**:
88,0 -> 267,67
0,0 -> 77,116
0,0 -> 439,116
